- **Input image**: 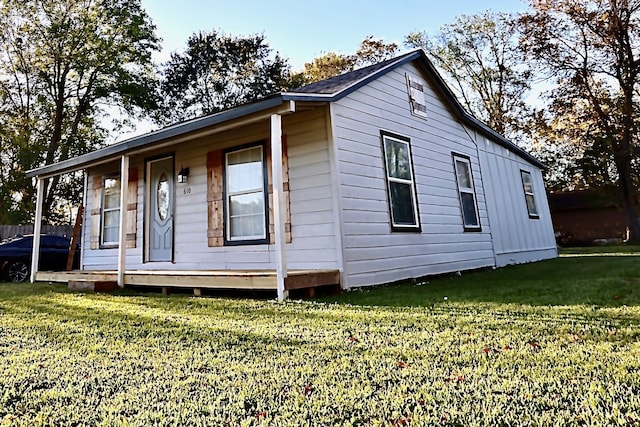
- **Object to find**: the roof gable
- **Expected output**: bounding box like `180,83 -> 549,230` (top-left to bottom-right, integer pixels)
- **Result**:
290,51 -> 418,96
284,50 -> 543,169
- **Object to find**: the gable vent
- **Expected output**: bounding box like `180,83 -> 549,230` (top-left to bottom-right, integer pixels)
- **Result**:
406,74 -> 428,119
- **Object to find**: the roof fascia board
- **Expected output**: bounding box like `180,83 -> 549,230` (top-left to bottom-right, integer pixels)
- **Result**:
27,96 -> 291,178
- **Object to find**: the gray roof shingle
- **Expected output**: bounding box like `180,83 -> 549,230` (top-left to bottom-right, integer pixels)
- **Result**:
291,51 -> 416,95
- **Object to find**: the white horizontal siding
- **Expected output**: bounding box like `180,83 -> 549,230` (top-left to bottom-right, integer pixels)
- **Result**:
82,107 -> 339,272
332,62 -> 495,289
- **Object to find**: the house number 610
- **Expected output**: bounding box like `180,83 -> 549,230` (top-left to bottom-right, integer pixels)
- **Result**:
183,187 -> 191,195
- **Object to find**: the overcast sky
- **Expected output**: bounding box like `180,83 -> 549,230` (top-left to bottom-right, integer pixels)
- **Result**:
140,0 -> 530,70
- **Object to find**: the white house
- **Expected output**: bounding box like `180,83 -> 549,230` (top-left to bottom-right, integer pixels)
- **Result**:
27,50 -> 557,299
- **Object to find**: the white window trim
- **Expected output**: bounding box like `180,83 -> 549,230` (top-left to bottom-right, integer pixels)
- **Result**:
520,170 -> 539,219
452,154 -> 481,231
381,131 -> 421,231
224,144 -> 268,243
101,175 -> 121,247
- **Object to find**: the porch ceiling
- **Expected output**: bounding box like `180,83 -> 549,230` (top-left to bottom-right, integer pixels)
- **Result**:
26,99 -> 298,179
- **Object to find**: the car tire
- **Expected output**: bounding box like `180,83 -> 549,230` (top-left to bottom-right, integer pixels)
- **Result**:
6,261 -> 29,283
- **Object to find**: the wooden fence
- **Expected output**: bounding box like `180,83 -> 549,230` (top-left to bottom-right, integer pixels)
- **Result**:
0,225 -> 75,241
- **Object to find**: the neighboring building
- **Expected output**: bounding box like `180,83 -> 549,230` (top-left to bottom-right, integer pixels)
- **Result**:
548,189 -> 626,245
26,50 -> 557,299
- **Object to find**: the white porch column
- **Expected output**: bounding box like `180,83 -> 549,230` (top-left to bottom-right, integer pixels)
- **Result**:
271,114 -> 288,301
30,177 -> 45,283
117,155 -> 129,287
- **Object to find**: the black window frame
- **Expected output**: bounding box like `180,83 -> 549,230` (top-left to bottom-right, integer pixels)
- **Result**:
520,169 -> 540,219
452,153 -> 482,232
380,130 -> 422,232
222,141 -> 270,246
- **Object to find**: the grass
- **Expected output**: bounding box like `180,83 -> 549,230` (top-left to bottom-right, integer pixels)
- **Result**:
558,244 -> 640,255
0,253 -> 639,426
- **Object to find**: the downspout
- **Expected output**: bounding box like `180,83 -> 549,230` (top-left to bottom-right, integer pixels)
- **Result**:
459,122 -> 498,267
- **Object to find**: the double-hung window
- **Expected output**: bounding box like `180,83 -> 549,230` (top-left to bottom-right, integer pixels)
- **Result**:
381,131 -> 421,231
520,170 -> 539,218
225,144 -> 268,243
452,154 -> 481,231
101,176 -> 121,246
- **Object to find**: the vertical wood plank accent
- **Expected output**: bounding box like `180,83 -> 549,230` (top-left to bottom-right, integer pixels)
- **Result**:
126,167 -> 138,248
206,150 -> 224,247
66,205 -> 83,271
267,135 -> 291,243
90,175 -> 102,250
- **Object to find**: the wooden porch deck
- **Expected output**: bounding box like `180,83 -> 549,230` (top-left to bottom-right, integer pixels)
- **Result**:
35,269 -> 341,292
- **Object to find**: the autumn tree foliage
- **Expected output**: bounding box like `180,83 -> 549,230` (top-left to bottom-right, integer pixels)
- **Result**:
405,12 -> 533,140
0,0 -> 160,223
520,0 -> 640,241
295,36 -> 399,84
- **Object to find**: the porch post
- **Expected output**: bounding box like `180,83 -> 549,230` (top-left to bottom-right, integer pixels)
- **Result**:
30,176 -> 45,283
271,114 -> 288,301
117,155 -> 129,287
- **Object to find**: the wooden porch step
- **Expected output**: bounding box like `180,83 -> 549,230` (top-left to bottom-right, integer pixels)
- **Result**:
284,270 -> 341,290
68,280 -> 118,292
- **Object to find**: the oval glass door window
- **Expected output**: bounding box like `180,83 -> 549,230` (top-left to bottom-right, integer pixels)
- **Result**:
157,173 -> 169,220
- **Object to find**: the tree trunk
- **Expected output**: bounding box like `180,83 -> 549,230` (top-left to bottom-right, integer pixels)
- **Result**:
614,155 -> 640,242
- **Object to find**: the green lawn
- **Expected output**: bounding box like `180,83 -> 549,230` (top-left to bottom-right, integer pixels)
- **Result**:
1,254 -> 639,426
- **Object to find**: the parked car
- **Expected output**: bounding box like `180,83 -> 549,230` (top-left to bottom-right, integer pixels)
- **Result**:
0,234 -> 79,282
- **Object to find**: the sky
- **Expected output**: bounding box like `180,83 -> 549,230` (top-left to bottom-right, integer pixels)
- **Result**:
140,0 -> 530,71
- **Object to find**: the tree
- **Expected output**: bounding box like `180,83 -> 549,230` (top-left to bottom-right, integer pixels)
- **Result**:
405,12 -> 533,139
157,30 -> 292,124
0,0 -> 160,224
298,52 -> 354,83
520,0 -> 640,241
529,98 -> 621,192
295,36 -> 399,84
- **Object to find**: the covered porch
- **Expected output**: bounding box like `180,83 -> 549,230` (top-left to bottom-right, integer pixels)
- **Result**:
27,99 -> 313,300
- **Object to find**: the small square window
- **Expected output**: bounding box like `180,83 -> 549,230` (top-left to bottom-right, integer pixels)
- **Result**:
520,170 -> 539,218
452,154 -> 481,231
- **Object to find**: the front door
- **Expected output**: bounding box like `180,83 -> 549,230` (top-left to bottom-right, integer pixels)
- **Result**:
147,157 -> 174,262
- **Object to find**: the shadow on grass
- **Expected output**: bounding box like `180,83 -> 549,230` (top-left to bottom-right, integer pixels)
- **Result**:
320,256 -> 640,308
1,255 -> 638,310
